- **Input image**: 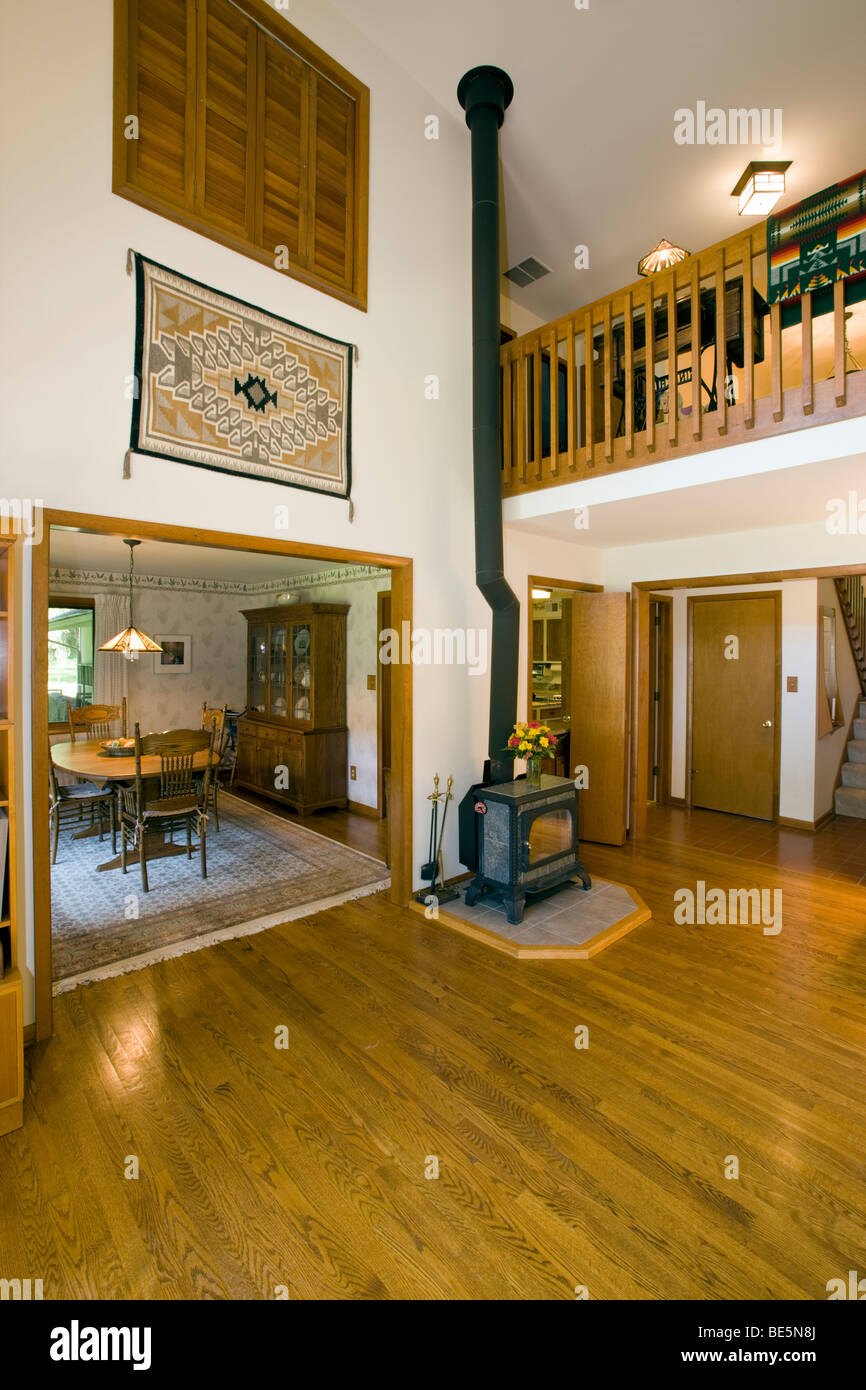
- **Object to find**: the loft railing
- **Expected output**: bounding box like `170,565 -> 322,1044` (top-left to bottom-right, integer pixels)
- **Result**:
500,222 -> 866,497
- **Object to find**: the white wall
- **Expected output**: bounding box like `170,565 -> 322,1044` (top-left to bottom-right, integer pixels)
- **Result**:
814,577 -> 862,820
1,0 -> 572,1022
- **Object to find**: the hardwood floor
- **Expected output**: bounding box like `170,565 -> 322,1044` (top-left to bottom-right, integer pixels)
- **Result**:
2,831 -> 864,1299
230,786 -> 388,863
648,803 -> 866,884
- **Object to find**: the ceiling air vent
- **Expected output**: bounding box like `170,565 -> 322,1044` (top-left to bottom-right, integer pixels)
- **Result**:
503,256 -> 551,288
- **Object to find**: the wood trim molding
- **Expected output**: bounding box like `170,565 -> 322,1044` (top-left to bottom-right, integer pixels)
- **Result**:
32,511 -> 413,1042
347,800 -> 378,820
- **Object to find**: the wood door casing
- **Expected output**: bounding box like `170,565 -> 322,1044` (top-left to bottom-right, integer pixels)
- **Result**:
569,591 -> 630,845
688,593 -> 780,820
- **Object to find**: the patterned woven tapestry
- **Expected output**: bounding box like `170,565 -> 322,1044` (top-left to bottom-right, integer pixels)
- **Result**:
130,253 -> 352,496
767,169 -> 866,304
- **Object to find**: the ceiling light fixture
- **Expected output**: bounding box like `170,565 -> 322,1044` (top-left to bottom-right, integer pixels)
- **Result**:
532,588 -> 552,600
637,239 -> 689,277
98,539 -> 163,662
732,160 -> 791,216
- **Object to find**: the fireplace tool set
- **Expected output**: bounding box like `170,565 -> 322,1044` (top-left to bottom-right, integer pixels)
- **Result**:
415,774 -> 459,906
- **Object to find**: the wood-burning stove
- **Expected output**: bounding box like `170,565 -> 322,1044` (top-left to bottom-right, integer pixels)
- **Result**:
463,774 -> 591,925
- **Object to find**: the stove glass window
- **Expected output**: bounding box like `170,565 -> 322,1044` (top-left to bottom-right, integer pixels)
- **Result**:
526,808 -> 573,863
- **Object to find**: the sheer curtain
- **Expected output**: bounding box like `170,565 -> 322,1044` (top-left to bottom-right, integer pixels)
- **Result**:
93,592 -> 129,714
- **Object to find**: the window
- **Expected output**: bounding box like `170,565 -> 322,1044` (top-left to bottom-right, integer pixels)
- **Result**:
48,605 -> 95,727
113,0 -> 369,309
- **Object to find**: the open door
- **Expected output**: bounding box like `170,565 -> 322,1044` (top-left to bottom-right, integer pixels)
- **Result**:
569,591 -> 630,844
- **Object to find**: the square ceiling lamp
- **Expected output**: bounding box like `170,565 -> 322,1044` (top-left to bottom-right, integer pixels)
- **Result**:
637,239 -> 689,277
732,161 -> 791,216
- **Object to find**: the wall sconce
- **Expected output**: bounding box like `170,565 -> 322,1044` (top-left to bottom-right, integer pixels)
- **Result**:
732,161 -> 791,216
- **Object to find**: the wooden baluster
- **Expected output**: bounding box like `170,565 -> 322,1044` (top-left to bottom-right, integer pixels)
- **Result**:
802,291 -> 814,415
715,246 -> 727,435
624,290 -> 634,458
567,319 -> 577,472
690,260 -> 702,442
770,301 -> 783,422
516,345 -> 527,484
533,339 -> 543,481
834,280 -> 847,407
584,310 -> 594,467
644,287 -> 655,452
665,270 -> 677,447
549,327 -> 560,477
502,343 -> 513,489
603,300 -> 613,463
742,237 -> 755,428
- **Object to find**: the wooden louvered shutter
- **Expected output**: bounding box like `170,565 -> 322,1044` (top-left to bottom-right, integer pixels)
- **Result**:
308,73 -> 356,293
257,32 -> 308,270
114,0 -> 369,310
195,0 -> 256,240
117,0 -> 195,212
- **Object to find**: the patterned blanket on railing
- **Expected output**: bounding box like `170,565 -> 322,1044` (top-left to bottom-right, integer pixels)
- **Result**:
130,253 -> 352,496
767,169 -> 866,304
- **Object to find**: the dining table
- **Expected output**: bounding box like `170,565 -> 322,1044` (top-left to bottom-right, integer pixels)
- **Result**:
51,739 -> 220,873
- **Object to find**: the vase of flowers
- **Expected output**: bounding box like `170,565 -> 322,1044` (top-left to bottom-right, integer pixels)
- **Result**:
505,721 -> 556,788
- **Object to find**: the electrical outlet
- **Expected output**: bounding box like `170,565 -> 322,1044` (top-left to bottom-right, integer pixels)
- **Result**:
367,673 -> 376,691
786,675 -> 798,692
350,765 -> 357,780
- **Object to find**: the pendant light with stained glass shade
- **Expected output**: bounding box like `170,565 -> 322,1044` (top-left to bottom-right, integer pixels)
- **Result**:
98,539 -> 163,662
637,239 -> 690,277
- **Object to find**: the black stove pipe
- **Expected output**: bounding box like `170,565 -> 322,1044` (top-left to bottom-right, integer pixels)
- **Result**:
457,65 -> 519,786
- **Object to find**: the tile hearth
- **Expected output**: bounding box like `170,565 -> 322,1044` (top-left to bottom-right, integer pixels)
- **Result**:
413,875 -> 651,959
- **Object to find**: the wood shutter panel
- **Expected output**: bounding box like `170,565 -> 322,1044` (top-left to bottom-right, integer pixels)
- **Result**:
114,0 -> 369,309
195,0 -> 256,240
258,32 -> 308,270
120,0 -> 195,210
309,73 -> 356,292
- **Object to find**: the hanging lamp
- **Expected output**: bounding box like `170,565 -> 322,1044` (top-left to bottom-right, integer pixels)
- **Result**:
98,539 -> 163,662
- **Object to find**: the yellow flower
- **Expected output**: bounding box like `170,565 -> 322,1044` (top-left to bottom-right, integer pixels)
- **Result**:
540,737 -> 549,748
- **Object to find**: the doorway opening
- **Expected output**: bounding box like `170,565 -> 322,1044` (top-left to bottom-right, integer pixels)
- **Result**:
32,511 -> 413,1041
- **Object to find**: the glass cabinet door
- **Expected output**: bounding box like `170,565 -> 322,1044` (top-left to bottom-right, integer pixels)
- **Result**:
290,622 -> 312,723
269,623 -> 287,718
248,623 -> 268,714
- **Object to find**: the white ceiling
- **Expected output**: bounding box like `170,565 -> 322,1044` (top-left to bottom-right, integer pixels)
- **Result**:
332,0 -> 866,321
49,529 -> 358,583
507,450 -> 866,547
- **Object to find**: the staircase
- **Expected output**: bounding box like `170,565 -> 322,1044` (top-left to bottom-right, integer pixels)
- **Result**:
834,577 -> 866,819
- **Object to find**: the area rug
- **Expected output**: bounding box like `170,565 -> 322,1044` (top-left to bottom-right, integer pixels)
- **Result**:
767,169 -> 866,303
51,793 -> 387,988
129,251 -> 352,496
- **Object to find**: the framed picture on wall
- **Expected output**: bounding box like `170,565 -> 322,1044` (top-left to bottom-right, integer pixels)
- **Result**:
153,635 -> 192,675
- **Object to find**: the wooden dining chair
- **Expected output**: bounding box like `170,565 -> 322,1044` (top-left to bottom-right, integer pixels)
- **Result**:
67,698 -> 128,743
198,702 -> 229,830
48,754 -> 116,864
119,723 -> 215,892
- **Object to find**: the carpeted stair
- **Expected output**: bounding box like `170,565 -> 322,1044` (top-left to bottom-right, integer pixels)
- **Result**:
835,701 -> 866,817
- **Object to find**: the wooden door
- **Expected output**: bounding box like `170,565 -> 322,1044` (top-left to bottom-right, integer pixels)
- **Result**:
377,593 -> 392,826
689,594 -> 779,820
569,592 -> 630,845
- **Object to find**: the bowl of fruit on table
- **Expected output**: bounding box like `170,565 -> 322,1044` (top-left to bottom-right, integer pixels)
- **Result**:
100,737 -> 136,757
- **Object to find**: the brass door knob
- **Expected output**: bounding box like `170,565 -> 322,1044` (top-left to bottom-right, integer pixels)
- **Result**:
762,720 -> 773,728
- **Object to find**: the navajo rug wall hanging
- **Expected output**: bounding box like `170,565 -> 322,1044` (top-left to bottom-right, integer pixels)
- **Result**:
129,253 -> 352,497
767,169 -> 866,304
